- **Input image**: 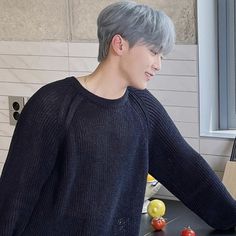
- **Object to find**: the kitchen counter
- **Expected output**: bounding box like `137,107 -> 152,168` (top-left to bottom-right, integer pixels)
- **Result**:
139,199 -> 236,236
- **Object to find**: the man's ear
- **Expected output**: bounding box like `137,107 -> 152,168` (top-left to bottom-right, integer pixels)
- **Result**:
110,34 -> 128,56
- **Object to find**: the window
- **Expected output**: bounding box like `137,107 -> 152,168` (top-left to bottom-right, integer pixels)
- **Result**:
218,0 -> 236,130
198,0 -> 236,138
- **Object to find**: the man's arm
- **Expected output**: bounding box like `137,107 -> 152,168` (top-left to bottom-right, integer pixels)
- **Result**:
137,89 -> 236,230
0,85 -> 64,235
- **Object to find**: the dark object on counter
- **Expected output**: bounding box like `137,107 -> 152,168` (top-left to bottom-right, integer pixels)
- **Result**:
230,137 -> 236,161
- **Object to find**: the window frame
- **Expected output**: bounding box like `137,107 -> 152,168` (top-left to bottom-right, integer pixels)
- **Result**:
198,0 -> 236,139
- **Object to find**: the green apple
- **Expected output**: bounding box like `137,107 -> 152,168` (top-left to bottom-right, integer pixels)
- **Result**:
147,199 -> 166,218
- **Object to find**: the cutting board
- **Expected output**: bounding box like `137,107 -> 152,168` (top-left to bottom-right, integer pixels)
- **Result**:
222,161 -> 236,200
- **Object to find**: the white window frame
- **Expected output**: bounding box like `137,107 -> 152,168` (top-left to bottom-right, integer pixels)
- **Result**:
198,0 -> 236,139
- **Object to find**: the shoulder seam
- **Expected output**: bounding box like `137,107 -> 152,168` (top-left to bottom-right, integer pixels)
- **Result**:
128,89 -> 150,129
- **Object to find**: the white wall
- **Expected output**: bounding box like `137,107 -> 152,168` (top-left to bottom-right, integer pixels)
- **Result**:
0,41 -> 233,199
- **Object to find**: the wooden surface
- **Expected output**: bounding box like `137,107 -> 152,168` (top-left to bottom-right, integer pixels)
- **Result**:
223,161 -> 236,199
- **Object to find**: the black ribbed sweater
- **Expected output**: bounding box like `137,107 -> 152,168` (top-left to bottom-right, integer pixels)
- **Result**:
0,77 -> 236,235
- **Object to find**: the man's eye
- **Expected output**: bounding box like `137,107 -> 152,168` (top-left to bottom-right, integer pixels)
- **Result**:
150,49 -> 158,55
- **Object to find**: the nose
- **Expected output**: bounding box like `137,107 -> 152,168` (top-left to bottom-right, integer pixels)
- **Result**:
152,55 -> 162,72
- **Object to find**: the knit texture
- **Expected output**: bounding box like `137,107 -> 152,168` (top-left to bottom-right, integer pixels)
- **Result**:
0,76 -> 236,235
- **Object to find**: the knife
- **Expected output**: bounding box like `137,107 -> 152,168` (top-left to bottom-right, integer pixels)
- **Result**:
230,137 -> 236,161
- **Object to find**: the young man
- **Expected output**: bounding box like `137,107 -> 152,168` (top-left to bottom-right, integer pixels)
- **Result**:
0,1 -> 236,235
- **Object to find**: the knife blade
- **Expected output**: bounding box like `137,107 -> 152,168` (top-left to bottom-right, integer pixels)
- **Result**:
230,137 -> 236,161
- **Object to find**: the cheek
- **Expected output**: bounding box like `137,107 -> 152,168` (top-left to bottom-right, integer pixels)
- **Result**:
123,51 -> 150,75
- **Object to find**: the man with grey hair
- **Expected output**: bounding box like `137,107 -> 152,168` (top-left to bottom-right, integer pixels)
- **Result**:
0,1 -> 236,235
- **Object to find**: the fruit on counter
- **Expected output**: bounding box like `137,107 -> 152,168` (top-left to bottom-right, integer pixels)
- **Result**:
151,217 -> 166,231
147,173 -> 156,182
147,199 -> 166,218
180,226 -> 196,236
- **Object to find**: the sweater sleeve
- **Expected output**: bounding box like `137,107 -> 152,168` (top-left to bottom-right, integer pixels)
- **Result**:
0,84 -> 65,235
136,89 -> 236,230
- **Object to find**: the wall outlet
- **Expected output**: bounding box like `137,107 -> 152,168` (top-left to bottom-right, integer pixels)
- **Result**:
8,96 -> 26,126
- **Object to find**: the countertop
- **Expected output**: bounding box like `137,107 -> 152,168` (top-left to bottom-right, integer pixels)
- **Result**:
139,199 -> 236,236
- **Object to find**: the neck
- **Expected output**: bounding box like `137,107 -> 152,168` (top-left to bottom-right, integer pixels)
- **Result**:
81,58 -> 128,99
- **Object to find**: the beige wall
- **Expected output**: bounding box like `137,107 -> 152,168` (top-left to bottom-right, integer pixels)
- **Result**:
0,0 -> 197,44
0,41 -> 232,199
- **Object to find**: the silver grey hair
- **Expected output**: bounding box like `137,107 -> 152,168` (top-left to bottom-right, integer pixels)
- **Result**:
97,1 -> 175,62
